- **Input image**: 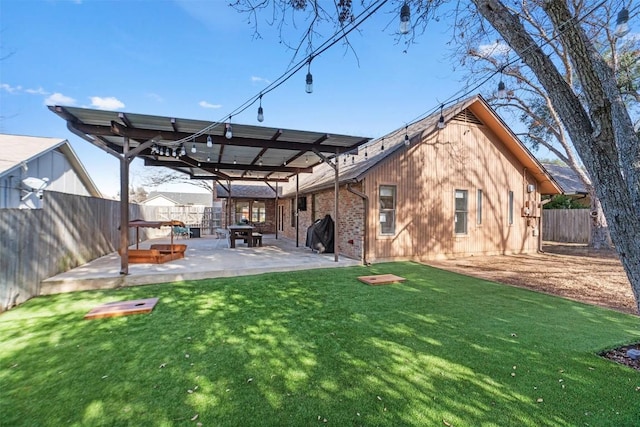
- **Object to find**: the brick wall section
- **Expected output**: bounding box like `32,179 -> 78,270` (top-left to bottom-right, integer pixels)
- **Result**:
277,183 -> 365,260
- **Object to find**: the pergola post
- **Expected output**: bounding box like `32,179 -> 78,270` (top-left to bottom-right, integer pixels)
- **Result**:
119,137 -> 130,275
334,149 -> 339,262
295,174 -> 299,247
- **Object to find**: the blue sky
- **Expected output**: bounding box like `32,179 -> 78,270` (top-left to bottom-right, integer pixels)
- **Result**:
2,0 -> 495,197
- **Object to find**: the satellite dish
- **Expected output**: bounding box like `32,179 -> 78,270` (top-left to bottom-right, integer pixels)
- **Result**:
21,177 -> 49,201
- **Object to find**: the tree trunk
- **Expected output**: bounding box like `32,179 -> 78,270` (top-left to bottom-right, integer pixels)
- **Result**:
588,189 -> 612,250
473,0 -> 640,313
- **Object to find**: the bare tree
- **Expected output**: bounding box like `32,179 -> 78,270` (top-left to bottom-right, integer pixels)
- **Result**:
140,166 -> 215,193
453,1 -> 639,249
232,0 -> 640,312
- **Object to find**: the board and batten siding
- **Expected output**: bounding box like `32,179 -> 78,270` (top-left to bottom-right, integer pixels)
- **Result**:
363,115 -> 540,262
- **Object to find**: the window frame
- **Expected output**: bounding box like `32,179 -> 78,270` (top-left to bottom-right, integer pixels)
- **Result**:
508,190 -> 514,225
454,189 -> 468,235
476,189 -> 483,226
379,185 -> 397,236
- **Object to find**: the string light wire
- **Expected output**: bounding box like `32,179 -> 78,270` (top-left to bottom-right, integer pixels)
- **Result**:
169,0 -> 390,148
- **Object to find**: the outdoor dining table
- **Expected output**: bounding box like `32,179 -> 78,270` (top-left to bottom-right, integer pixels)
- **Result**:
228,225 -> 255,248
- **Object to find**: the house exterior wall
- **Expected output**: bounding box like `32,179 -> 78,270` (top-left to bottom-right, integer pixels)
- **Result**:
0,149 -> 93,209
277,120 -> 541,262
362,117 -> 541,262
277,185 -> 365,260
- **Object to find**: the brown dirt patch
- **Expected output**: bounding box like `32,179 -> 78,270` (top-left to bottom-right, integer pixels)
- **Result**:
424,242 -> 639,371
424,241 -> 636,315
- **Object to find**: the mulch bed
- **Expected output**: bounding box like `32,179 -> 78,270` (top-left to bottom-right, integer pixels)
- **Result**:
600,343 -> 640,372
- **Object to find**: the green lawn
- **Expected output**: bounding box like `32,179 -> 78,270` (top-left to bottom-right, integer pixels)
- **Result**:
1,262 -> 639,426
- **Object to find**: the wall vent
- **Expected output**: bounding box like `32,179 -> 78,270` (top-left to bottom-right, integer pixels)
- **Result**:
451,109 -> 484,126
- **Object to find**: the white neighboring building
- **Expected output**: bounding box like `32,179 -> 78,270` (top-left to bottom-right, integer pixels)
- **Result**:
0,134 -> 102,208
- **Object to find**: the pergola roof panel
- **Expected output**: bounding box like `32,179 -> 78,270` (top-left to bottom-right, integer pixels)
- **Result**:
50,105 -> 370,182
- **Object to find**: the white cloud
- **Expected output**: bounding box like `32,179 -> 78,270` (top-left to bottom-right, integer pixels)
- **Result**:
199,101 -> 222,109
477,41 -> 511,58
1,83 -> 22,93
251,76 -> 271,84
90,96 -> 125,110
45,92 -> 76,106
25,87 -> 49,95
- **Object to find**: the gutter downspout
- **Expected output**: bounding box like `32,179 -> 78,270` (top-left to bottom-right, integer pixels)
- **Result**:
347,182 -> 368,265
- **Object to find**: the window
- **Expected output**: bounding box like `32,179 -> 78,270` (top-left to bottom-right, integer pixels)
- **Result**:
297,196 -> 307,211
455,189 -> 468,234
235,201 -> 250,223
379,185 -> 396,235
477,189 -> 483,225
251,201 -> 266,223
508,190 -> 514,225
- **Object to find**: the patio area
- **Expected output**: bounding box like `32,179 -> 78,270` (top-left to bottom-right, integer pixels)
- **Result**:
41,234 -> 360,295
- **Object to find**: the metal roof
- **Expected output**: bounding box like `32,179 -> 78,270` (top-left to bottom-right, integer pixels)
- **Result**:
49,106 -> 371,183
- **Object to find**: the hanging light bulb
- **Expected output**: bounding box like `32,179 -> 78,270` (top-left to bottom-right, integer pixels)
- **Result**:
206,134 -> 212,148
497,80 -> 507,99
259,158 -> 263,166
399,2 -> 411,35
437,105 -> 446,129
180,145 -> 186,156
381,138 -> 385,151
351,155 -> 355,164
233,157 -> 237,165
172,147 -> 177,157
305,60 -> 314,94
191,142 -> 197,154
344,156 -> 347,164
404,126 -> 410,146
257,94 -> 264,122
225,117 -> 233,139
365,148 -> 368,159
615,7 -> 630,38
207,155 -> 211,162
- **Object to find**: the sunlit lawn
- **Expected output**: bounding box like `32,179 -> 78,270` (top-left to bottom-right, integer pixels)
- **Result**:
1,262 -> 639,426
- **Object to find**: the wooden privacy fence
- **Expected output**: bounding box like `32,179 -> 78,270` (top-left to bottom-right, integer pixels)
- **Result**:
542,209 -> 590,244
0,191 -> 158,312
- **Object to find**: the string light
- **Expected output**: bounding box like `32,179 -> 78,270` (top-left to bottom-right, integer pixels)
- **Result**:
206,134 -> 212,148
225,117 -> 233,139
191,142 -> 197,153
404,126 -> 410,146
615,7 -> 630,37
497,80 -> 507,99
381,138 -> 385,151
257,94 -> 264,122
305,60 -> 314,94
437,105 -> 446,129
399,2 -> 411,34
180,145 -> 186,156
207,155 -> 211,162
497,66 -> 507,99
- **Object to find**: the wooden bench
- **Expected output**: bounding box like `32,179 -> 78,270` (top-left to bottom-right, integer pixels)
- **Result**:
252,233 -> 263,247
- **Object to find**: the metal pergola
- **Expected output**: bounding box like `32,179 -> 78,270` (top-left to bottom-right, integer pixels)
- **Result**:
50,105 -> 370,273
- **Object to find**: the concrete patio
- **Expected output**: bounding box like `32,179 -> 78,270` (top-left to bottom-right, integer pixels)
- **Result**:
41,234 -> 361,295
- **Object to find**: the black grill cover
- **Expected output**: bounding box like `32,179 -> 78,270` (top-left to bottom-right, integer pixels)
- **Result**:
305,214 -> 334,253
